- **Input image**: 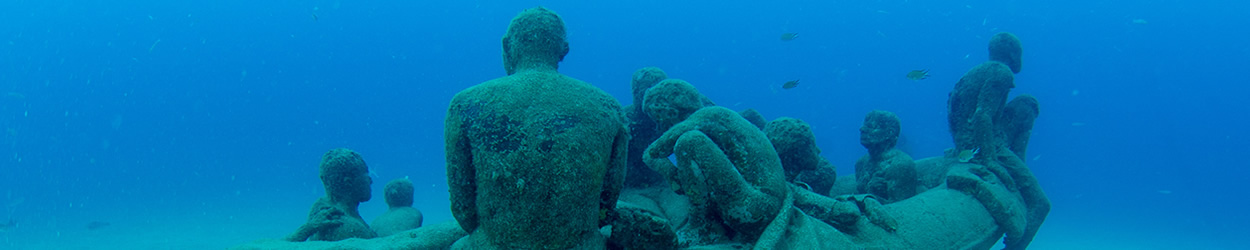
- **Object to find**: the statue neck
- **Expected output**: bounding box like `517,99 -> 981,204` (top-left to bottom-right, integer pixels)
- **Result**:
508,58 -> 559,75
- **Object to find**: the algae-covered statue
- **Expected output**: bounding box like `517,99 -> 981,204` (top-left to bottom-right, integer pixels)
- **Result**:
623,67 -> 671,189
444,6 -> 628,250
643,79 -> 716,133
370,178 -> 424,237
642,106 -> 788,247
853,110 -> 918,203
634,107 -> 1015,249
765,117 -> 838,196
944,60 -> 1049,250
237,12 -> 1051,250
285,148 -> 377,242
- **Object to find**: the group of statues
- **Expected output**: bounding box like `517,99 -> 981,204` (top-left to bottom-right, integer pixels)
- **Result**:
283,148 -> 425,242
237,6 -> 1050,250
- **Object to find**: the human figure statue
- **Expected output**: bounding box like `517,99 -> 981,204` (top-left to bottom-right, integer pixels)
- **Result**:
444,7 -> 628,250
285,148 -> 377,242
370,177 -> 424,237
765,117 -> 838,196
643,106 -> 788,246
854,110 -> 918,202
623,67 -> 670,189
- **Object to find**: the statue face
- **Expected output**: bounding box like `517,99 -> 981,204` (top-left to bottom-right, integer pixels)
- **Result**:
859,125 -> 879,145
325,168 -> 373,203
859,123 -> 897,149
352,172 -> 373,202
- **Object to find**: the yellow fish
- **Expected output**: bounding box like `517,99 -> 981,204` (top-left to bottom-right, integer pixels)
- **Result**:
780,32 -> 800,41
782,79 -> 800,89
957,147 -> 980,163
906,69 -> 929,80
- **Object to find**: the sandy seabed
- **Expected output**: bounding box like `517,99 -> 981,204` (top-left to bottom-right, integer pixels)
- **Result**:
0,194 -> 1237,250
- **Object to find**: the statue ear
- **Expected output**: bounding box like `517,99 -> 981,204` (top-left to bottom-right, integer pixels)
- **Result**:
557,41 -> 569,62
501,36 -> 511,53
502,37 -> 516,74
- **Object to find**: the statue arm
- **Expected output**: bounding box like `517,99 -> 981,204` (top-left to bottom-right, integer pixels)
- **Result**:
676,130 -> 782,238
642,122 -> 691,191
600,124 -> 629,226
445,104 -> 478,233
284,201 -> 344,242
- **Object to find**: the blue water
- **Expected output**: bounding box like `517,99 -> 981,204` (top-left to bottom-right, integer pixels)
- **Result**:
1,0 -> 1246,249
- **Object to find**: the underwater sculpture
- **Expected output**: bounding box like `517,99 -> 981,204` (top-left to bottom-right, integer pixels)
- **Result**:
853,110 -> 918,203
938,33 -> 1049,249
642,106 -> 789,247
286,148 -> 377,242
636,107 -> 1015,249
1001,95 -> 1040,160
624,67 -> 671,189
371,178 -> 424,237
643,79 -> 716,132
989,32 -> 1024,74
737,108 -> 768,130
443,6 -> 628,249
235,8 -> 1050,250
765,117 -> 837,196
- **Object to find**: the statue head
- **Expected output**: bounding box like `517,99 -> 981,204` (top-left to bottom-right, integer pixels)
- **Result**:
384,178 -> 415,208
501,7 -> 569,75
319,148 -> 373,203
631,67 -> 668,108
644,79 -> 713,131
859,110 -> 901,154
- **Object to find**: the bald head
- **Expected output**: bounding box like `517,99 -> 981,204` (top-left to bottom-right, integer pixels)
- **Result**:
501,7 -> 569,75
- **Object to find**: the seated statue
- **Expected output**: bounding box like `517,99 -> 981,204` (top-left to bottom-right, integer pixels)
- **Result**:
285,148 -> 377,242
370,178 -> 424,237
443,6 -> 628,250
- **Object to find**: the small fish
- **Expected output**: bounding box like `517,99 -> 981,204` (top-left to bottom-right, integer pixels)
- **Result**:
780,32 -> 800,41
1131,19 -> 1148,25
957,147 -> 979,163
782,79 -> 800,89
86,221 -> 111,230
794,181 -> 812,191
906,69 -> 930,80
312,13 -> 319,21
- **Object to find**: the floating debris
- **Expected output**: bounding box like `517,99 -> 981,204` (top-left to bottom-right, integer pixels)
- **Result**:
782,79 -> 800,89
780,32 -> 800,41
148,39 -> 161,52
906,69 -> 930,80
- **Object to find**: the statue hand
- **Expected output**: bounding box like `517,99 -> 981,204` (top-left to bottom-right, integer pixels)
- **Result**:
308,205 -> 346,230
